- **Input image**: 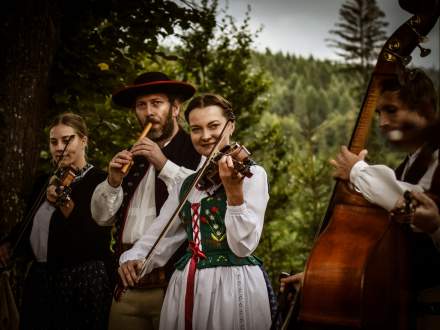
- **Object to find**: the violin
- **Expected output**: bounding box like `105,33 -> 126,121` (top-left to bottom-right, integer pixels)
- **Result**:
197,142 -> 255,190
51,165 -> 79,207
115,119 -> 252,300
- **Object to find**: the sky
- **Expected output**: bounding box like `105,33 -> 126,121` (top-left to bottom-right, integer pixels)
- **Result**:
217,0 -> 440,68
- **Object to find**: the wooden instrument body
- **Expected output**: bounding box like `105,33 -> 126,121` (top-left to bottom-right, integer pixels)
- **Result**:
295,11 -> 439,329
300,185 -> 411,329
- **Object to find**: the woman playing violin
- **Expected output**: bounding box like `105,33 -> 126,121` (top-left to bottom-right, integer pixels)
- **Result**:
119,94 -> 272,330
0,113 -> 112,329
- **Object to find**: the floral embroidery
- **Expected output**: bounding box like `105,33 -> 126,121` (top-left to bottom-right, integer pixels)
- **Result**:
211,232 -> 226,242
216,255 -> 228,263
203,203 -> 226,242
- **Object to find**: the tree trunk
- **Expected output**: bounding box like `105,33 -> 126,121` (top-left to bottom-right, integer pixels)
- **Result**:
0,0 -> 60,234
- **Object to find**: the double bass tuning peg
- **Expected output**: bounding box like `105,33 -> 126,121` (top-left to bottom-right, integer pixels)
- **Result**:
417,44 -> 431,57
406,23 -> 431,57
419,35 -> 429,43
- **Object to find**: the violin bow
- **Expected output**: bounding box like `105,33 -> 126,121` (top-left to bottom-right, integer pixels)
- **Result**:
135,119 -> 233,277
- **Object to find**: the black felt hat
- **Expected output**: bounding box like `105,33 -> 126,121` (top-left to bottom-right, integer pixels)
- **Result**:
112,72 -> 196,108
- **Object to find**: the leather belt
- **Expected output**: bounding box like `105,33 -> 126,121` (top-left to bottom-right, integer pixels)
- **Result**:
121,243 -> 168,289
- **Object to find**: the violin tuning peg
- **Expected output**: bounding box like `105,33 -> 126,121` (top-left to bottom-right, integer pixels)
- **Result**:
417,44 -> 431,57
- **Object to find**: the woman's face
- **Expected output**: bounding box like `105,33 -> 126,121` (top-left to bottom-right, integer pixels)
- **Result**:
188,105 -> 234,156
49,124 -> 87,168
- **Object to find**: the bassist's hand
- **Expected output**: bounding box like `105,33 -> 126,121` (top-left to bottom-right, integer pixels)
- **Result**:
330,146 -> 368,180
411,191 -> 440,234
280,272 -> 303,293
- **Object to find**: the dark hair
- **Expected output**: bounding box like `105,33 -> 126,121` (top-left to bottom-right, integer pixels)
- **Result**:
379,68 -> 437,120
184,93 -> 235,122
48,112 -> 88,138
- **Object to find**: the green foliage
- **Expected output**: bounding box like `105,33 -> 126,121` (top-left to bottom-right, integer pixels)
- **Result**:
176,2 -> 270,137
36,0 -> 433,288
46,0 -> 270,170
47,0 -> 211,170
245,112 -> 335,279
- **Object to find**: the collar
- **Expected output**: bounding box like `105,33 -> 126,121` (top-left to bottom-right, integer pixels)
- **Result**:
73,163 -> 93,182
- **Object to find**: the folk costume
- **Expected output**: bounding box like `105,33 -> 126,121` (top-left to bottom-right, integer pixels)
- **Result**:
120,164 -> 272,330
91,72 -> 201,330
19,165 -> 113,330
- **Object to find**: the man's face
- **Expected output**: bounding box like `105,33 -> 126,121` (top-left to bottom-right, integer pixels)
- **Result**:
134,93 -> 179,142
376,91 -> 428,150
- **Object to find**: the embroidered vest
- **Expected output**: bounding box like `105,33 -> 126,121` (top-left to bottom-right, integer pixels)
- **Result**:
175,173 -> 262,270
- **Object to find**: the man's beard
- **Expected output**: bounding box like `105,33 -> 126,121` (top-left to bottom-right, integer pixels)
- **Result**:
148,105 -> 175,142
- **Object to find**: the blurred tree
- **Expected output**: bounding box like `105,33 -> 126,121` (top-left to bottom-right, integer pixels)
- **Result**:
327,0 -> 388,85
0,0 -> 61,234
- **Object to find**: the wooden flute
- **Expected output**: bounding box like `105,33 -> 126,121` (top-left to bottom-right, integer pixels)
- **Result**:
121,122 -> 153,174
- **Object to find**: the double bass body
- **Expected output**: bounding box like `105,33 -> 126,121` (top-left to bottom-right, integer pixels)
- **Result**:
300,185 -> 411,329
294,9 -> 440,329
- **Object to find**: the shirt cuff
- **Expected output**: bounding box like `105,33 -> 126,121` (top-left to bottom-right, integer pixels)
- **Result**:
104,177 -> 123,195
158,160 -> 180,181
349,160 -> 369,184
227,203 -> 246,214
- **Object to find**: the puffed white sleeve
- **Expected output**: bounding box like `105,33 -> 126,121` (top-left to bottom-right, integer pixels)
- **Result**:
349,160 -> 423,211
158,160 -> 197,193
119,182 -> 187,274
225,165 -> 269,257
91,179 -> 124,226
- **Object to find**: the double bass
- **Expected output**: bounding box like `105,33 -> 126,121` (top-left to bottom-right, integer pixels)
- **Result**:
286,5 -> 440,330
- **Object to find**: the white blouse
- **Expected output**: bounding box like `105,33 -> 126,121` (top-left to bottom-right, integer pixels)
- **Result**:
119,165 -> 269,269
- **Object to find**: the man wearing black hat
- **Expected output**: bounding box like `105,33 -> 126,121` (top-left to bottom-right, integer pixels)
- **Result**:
91,72 -> 201,330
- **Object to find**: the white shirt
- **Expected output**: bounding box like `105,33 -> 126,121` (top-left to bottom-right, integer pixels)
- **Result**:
91,160 -> 196,244
349,149 -> 440,245
30,201 -> 55,262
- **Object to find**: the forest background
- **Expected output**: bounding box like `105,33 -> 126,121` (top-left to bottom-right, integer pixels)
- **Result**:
1,0 -> 439,292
